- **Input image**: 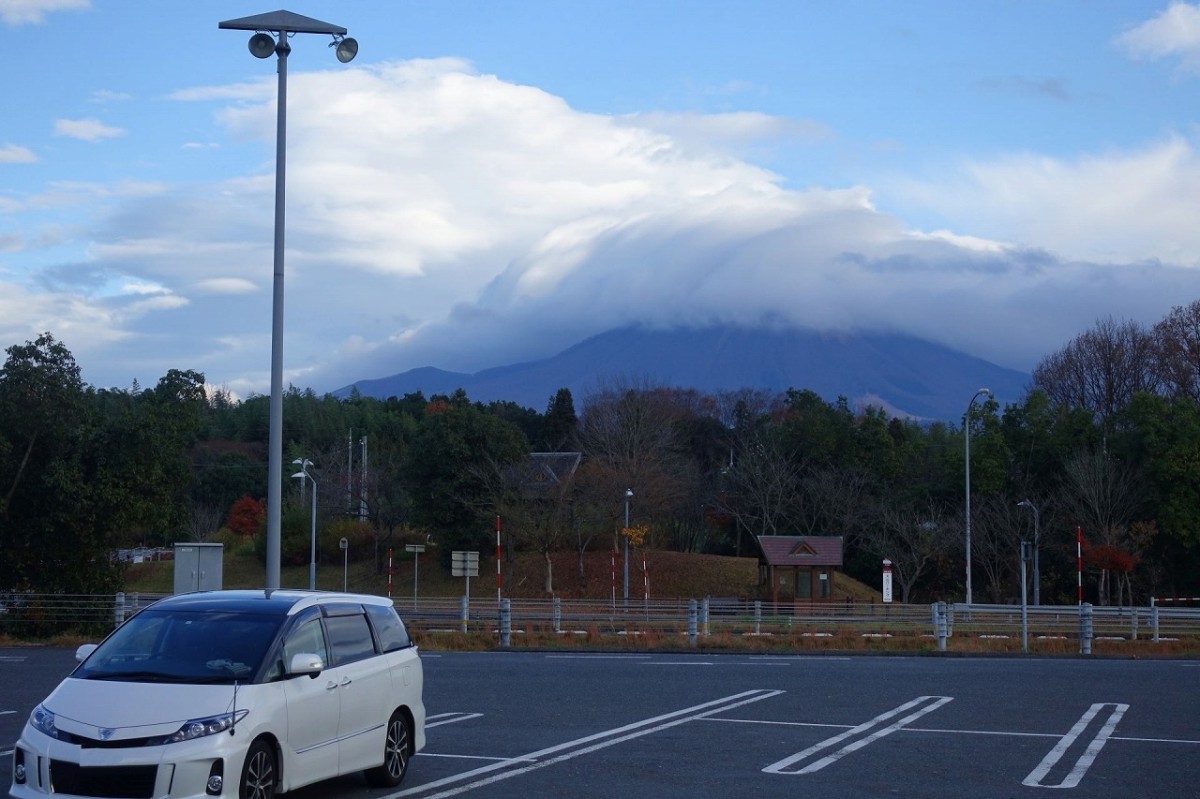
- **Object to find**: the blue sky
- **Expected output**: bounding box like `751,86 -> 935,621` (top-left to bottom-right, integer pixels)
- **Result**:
3,1 -> 1200,399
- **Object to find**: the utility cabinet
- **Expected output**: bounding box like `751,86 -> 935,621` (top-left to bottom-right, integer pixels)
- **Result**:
173,542 -> 224,594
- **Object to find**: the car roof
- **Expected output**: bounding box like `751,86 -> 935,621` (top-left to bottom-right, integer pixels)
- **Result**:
146,589 -> 394,616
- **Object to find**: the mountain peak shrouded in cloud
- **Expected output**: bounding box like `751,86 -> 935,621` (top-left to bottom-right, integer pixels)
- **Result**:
4,4 -> 1200,397
338,325 -> 1031,421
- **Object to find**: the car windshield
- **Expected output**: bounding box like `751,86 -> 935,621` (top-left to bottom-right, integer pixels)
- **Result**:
75,608 -> 285,683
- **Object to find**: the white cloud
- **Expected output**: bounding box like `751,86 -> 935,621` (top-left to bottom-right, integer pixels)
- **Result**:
0,143 -> 36,163
10,57 -> 1200,395
0,0 -> 88,26
1117,2 -> 1200,68
53,118 -> 125,142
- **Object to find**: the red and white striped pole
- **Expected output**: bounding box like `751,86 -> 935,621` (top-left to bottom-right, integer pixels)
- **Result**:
643,550 -> 649,602
496,515 -> 502,604
387,547 -> 393,599
1076,526 -> 1083,605
611,549 -> 616,609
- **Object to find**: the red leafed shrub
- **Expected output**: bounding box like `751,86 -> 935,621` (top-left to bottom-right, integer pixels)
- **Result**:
226,496 -> 266,540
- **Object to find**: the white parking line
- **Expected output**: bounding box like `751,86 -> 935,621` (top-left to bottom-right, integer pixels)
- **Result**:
763,696 -> 954,775
425,713 -> 483,729
1023,703 -> 1128,789
388,688 -> 784,798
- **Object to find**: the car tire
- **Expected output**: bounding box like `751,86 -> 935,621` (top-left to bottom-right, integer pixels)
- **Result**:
240,737 -> 277,799
365,710 -> 411,787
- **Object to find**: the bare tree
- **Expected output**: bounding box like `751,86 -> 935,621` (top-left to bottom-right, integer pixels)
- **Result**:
1152,300 -> 1200,402
1032,316 -> 1158,442
715,431 -> 805,547
863,498 -> 956,604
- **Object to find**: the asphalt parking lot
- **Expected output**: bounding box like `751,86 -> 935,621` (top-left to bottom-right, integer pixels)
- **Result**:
4,648 -> 1198,798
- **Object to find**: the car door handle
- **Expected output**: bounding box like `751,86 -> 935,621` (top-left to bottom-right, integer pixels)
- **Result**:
340,676 -> 352,686
325,680 -> 339,691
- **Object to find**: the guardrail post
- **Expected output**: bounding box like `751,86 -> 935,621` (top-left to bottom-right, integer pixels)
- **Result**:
701,597 -> 710,637
460,595 -> 469,634
688,599 -> 698,648
933,601 -> 948,652
114,592 -> 126,627
500,599 -> 511,648
1079,603 -> 1093,655
1151,602 -> 1160,643
1130,606 -> 1139,641
754,600 -> 762,636
552,597 -> 561,634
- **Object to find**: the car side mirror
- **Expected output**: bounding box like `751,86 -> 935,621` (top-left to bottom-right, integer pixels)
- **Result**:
288,652 -> 324,677
75,644 -> 98,663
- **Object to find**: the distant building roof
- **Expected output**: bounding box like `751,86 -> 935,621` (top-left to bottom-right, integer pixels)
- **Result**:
508,452 -> 581,495
756,535 -> 844,568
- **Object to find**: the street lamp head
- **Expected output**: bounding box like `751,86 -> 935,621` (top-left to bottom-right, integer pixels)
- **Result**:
625,488 -> 633,498
333,35 -> 358,63
290,471 -> 306,479
248,32 -> 276,58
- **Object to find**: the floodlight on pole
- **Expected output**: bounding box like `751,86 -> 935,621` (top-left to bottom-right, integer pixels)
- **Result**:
291,460 -> 317,590
219,10 -> 358,590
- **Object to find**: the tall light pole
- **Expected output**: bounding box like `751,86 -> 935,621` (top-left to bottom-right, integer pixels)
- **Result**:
292,459 -> 317,590
623,488 -> 633,603
964,387 -> 991,606
1018,499 -> 1041,606
220,11 -> 358,589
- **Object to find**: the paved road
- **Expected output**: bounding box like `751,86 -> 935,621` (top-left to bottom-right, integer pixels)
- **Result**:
3,648 -> 1198,798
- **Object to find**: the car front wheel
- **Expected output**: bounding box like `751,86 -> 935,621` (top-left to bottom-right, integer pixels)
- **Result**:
240,738 -> 277,799
365,710 -> 410,787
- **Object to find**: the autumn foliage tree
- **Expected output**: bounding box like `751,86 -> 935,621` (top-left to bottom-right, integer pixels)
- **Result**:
226,496 -> 266,541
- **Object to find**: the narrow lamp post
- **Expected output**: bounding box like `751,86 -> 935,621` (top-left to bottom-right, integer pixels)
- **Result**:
623,488 -> 633,604
220,10 -> 358,590
964,387 -> 991,606
1018,499 -> 1041,606
292,458 -> 317,590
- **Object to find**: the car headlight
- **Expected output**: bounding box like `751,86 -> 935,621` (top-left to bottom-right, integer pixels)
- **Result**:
30,705 -> 59,739
155,710 -> 249,745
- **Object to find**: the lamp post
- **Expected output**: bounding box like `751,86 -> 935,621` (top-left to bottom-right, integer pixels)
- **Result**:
220,10 -> 358,590
964,387 -> 991,606
1018,499 -> 1041,606
291,458 -> 317,590
623,488 -> 633,604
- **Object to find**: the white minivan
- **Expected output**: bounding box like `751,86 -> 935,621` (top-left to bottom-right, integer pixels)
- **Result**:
10,589 -> 425,799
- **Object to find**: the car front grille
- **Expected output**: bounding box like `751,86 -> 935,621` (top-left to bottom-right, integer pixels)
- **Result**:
50,760 -> 158,799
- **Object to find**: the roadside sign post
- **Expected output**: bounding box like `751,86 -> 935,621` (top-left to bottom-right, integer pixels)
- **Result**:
882,559 -> 893,604
406,544 -> 425,606
339,538 -> 348,591
452,550 -> 480,633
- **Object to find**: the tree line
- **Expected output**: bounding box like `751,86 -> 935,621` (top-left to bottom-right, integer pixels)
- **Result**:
3,302 -> 1200,604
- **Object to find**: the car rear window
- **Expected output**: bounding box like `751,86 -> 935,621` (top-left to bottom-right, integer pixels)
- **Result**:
324,612 -> 377,664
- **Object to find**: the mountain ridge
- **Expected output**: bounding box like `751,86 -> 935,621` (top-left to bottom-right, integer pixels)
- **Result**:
336,326 -> 1031,420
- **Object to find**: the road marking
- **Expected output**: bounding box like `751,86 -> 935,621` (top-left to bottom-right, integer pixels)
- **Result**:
426,713 -> 483,729
763,695 -> 953,775
544,654 -> 651,659
387,688 -> 784,798
1023,703 -> 1128,789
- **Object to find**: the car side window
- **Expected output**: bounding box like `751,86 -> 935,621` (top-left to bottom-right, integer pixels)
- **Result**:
365,603 -> 412,652
324,612 -> 377,665
282,618 -> 328,671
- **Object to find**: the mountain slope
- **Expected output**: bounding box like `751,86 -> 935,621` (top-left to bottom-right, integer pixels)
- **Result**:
337,326 -> 1030,419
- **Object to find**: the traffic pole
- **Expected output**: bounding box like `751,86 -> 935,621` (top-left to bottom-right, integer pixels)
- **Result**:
496,515 -> 502,604
1076,526 -> 1083,606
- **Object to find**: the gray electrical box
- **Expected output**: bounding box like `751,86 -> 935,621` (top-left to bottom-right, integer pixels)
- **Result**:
173,542 -> 224,594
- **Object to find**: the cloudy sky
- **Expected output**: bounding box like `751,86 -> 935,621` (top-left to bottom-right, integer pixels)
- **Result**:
3,1 -> 1200,399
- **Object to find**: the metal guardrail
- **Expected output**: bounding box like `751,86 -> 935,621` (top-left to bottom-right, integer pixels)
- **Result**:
1,593 -> 1196,652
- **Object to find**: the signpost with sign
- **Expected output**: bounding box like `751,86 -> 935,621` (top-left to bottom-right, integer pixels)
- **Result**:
882,559 -> 894,604
453,551 -> 479,633
406,544 -> 425,604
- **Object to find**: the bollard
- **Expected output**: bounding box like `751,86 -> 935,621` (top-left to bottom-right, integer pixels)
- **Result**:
701,597 -> 710,637
1151,603 -> 1160,643
500,599 -> 511,648
114,592 -> 126,627
1131,607 -> 1139,641
688,599 -> 698,648
552,596 -> 561,635
933,601 -> 948,652
1080,603 -> 1093,655
460,595 -> 469,635
754,600 -> 762,636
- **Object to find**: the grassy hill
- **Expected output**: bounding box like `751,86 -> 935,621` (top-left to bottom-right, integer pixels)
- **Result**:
124,548 -> 882,604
